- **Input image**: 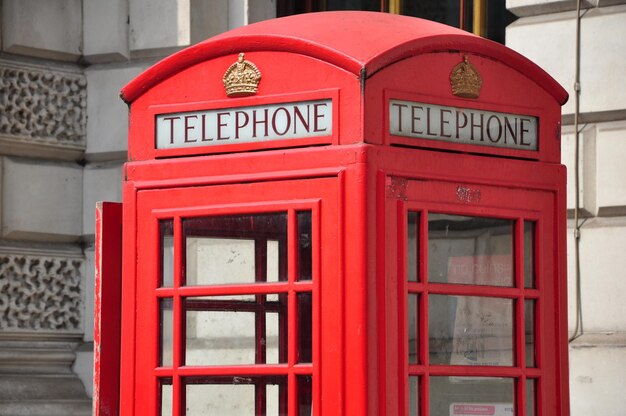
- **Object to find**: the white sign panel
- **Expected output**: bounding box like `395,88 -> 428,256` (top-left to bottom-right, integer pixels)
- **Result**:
156,99 -> 332,149
389,99 -> 538,151
451,403 -> 514,416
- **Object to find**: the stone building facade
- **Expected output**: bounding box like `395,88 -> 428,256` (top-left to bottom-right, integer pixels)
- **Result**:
0,0 -> 624,415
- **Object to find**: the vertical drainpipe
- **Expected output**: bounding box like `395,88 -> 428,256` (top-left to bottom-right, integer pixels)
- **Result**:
569,0 -> 584,343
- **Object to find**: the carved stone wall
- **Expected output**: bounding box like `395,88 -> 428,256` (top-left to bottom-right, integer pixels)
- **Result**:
0,254 -> 82,332
0,61 -> 87,150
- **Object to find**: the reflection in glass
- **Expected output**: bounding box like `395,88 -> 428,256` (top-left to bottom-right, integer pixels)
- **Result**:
298,293 -> 313,363
184,376 -> 287,415
525,299 -> 536,367
430,377 -> 514,416
160,378 -> 172,416
407,212 -> 418,282
183,213 -> 287,286
184,295 -> 287,366
297,375 -> 313,416
429,295 -> 513,366
524,221 -> 536,288
527,378 -> 536,416
297,211 -> 312,281
428,214 -> 514,287
409,376 -> 419,416
160,298 -> 173,367
408,294 -> 418,364
160,220 -> 174,287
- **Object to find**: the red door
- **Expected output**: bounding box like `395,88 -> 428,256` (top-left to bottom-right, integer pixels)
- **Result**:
385,178 -> 566,416
129,177 -> 341,415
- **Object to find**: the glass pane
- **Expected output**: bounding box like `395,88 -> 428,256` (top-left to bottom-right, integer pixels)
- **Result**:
298,292 -> 313,363
297,211 -> 312,281
267,240 -> 280,301
160,378 -> 172,416
184,376 -> 287,415
160,298 -> 173,367
297,375 -> 312,416
428,214 -> 514,287
408,294 -> 418,364
525,299 -> 536,367
184,213 -> 287,286
407,212 -> 418,282
160,220 -> 174,287
524,221 -> 536,288
430,377 -> 514,416
184,295 -> 287,366
429,295 -> 513,366
409,376 -> 419,416
527,378 -> 536,416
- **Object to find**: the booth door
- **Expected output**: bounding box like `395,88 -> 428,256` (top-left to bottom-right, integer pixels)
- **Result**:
132,177 -> 341,416
391,179 -> 565,416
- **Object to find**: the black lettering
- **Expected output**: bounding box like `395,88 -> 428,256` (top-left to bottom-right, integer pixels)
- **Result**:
486,115 -> 503,143
184,115 -> 197,143
313,103 -> 328,132
234,111 -> 249,139
520,118 -> 532,146
440,109 -> 452,138
470,113 -> 484,141
504,117 -> 517,144
426,107 -> 436,136
217,112 -> 230,140
293,105 -> 310,134
411,105 -> 424,135
252,109 -> 269,138
391,103 -> 408,133
272,107 -> 291,136
201,114 -> 212,141
163,116 -> 180,144
456,111 -> 468,139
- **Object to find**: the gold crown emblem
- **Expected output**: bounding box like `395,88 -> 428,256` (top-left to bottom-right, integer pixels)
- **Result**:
450,55 -> 482,99
223,53 -> 262,97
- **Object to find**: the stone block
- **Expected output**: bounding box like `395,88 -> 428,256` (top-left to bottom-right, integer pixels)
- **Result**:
130,0 -> 232,57
82,163 -> 124,237
83,0 -> 130,63
130,0 -> 191,57
0,59 -> 86,161
85,63 -> 149,159
72,345 -> 94,399
1,158 -> 82,242
506,11 -> 577,115
561,124 -> 596,215
81,248 -> 96,342
579,5 -> 626,114
1,0 -> 82,62
228,0 -> 247,29
507,0 -> 594,17
595,121 -> 626,215
569,333 -> 626,416
507,5 -> 626,116
191,0 -> 228,43
577,217 -> 626,332
249,0 -> 277,24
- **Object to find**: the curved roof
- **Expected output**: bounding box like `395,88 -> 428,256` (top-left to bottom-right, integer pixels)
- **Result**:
121,11 -> 568,105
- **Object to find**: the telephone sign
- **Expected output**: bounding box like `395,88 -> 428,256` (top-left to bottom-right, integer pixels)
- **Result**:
95,11 -> 570,416
156,99 -> 332,149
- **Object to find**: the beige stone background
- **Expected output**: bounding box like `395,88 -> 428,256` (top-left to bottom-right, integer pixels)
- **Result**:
0,0 -> 624,414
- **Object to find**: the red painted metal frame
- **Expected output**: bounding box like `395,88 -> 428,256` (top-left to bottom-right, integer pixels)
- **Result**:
94,202 -> 123,416
124,171 -> 345,415
118,11 -> 569,416
372,145 -> 569,416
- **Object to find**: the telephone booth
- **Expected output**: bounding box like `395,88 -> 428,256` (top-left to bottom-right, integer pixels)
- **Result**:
95,11 -> 570,416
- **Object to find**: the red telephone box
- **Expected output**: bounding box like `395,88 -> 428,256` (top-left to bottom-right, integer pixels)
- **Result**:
96,11 -> 570,416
